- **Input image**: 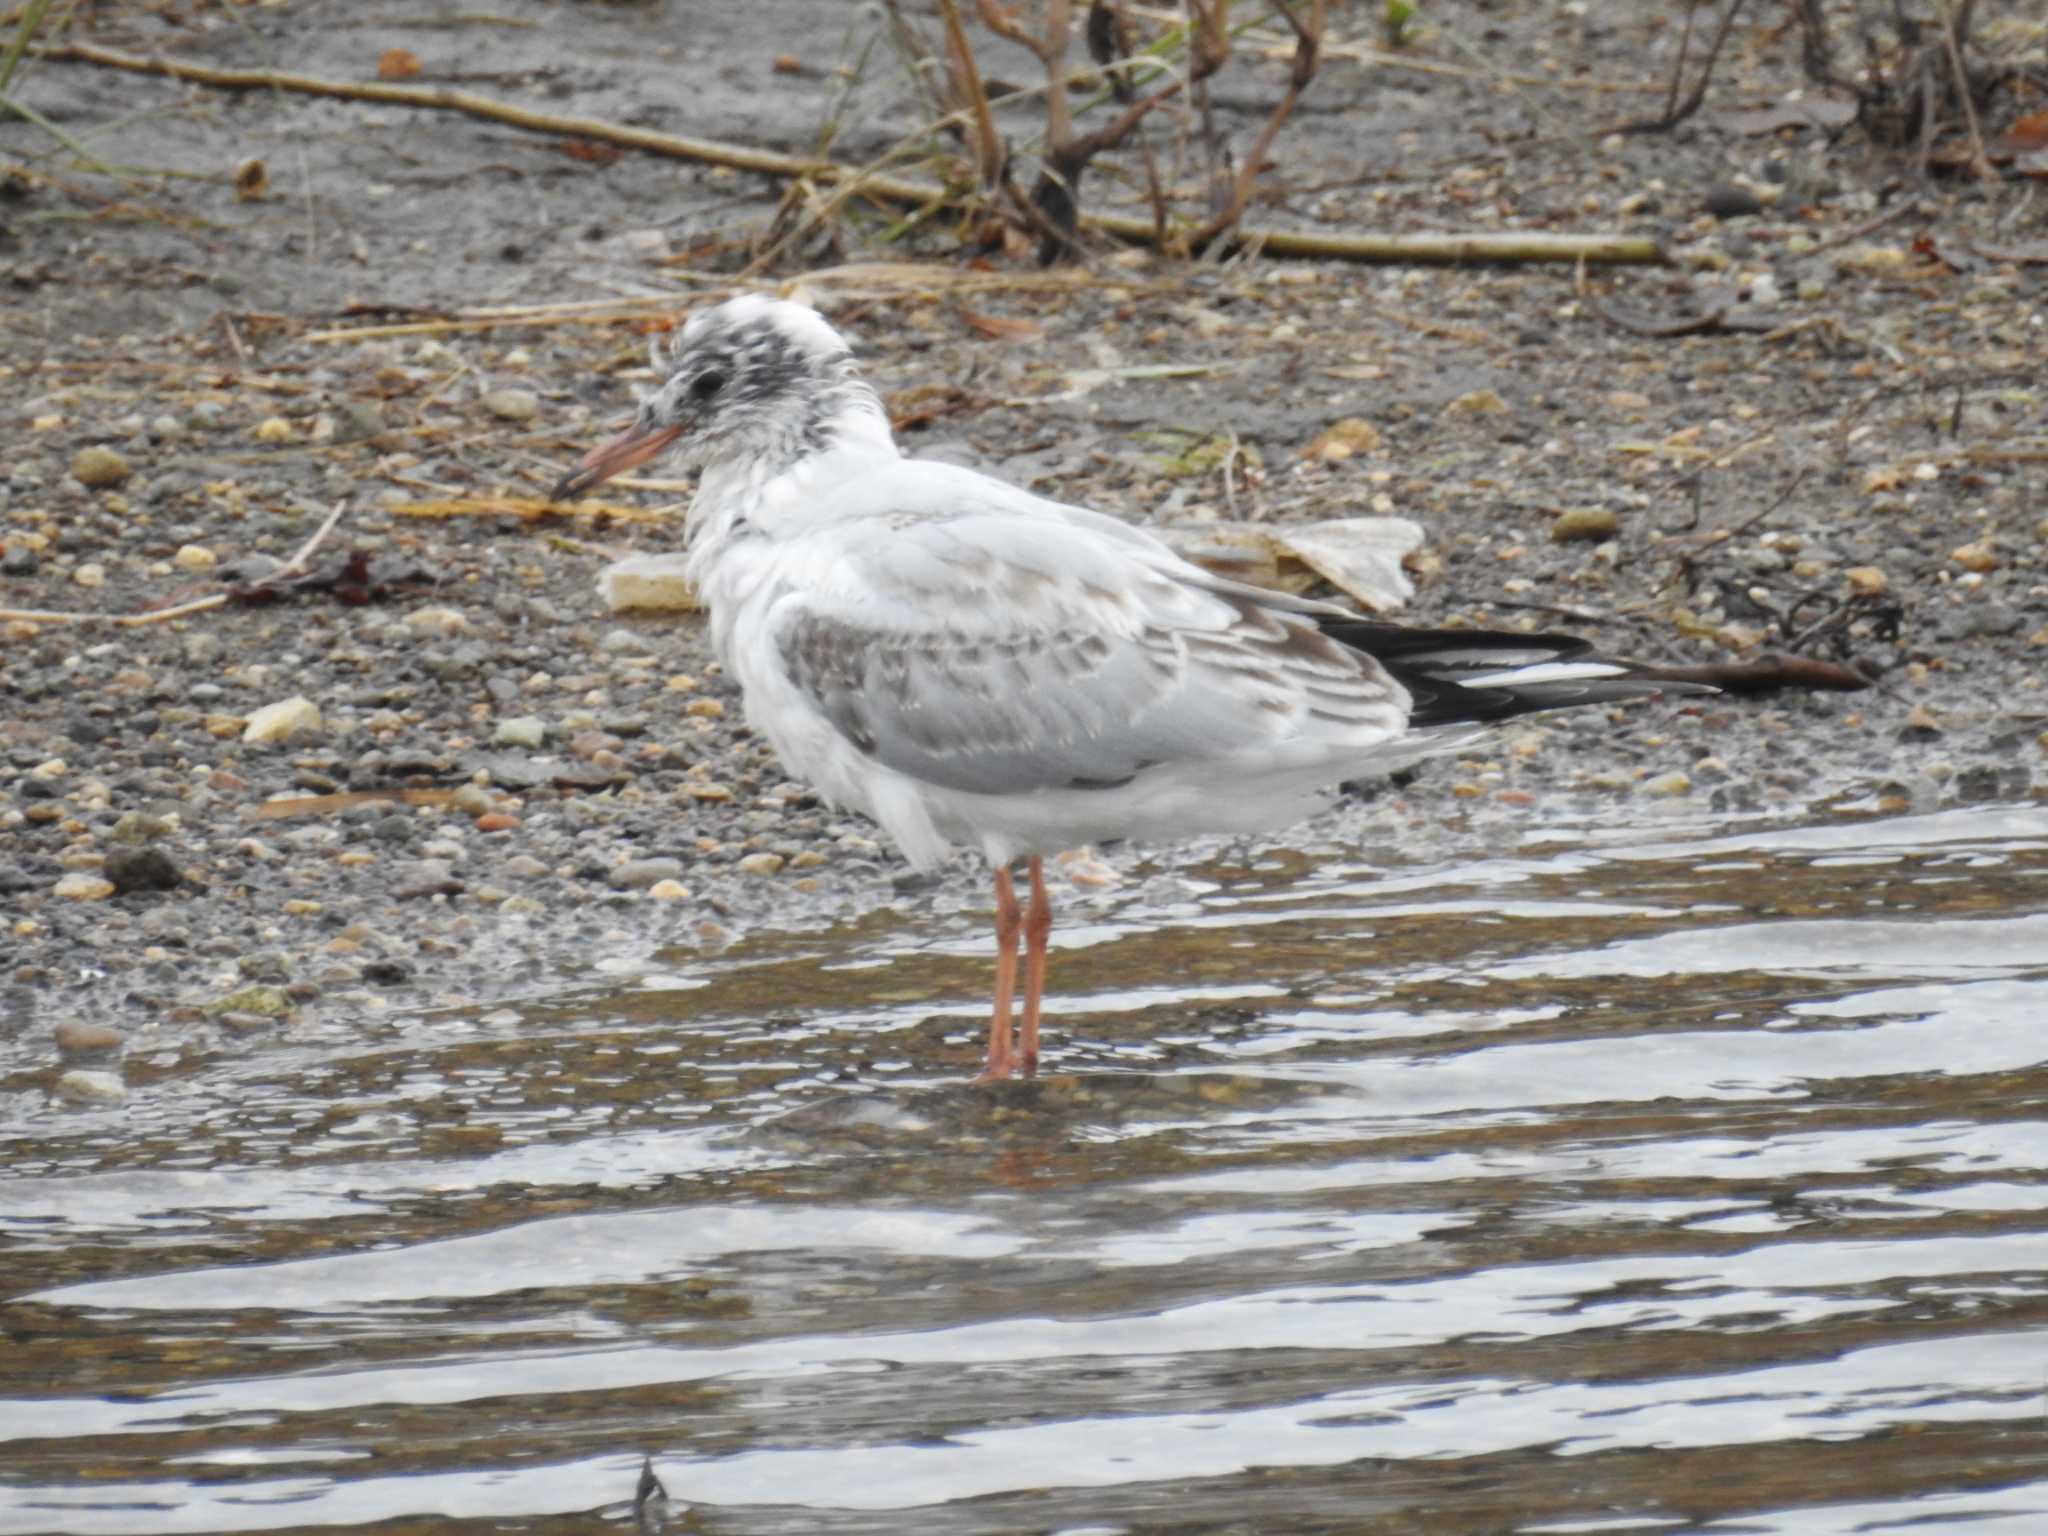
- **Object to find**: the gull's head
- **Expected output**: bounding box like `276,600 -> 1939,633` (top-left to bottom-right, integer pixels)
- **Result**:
553,295 -> 884,500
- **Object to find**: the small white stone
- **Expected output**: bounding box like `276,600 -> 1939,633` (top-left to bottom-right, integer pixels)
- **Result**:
55,1069 -> 127,1104
72,563 -> 107,588
493,716 -> 547,749
173,544 -> 218,571
242,696 -> 323,745
600,554 -> 700,613
405,605 -> 470,636
1638,771 -> 1693,798
54,872 -> 116,901
481,387 -> 540,422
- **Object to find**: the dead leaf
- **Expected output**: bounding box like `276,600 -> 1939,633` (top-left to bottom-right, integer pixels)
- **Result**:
377,48 -> 422,81
1987,108 -> 2048,162
561,139 -> 623,166
1641,654 -> 1872,694
958,308 -> 1046,343
1302,418 -> 1381,461
232,158 -> 269,202
1276,518 -> 1423,611
1160,518 -> 1422,610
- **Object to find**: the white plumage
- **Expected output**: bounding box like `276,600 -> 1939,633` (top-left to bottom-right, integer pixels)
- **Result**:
558,295 -> 1693,1079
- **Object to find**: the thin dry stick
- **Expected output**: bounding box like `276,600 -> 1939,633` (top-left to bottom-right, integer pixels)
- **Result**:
0,498 -> 349,629
281,496 -> 350,573
1604,0 -> 1750,136
1181,0 -> 1323,252
41,41 -> 1666,265
1938,0 -> 1992,181
938,0 -> 1002,187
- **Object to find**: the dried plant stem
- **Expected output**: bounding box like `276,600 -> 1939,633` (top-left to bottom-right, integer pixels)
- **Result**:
1604,0 -> 1750,136
1939,0 -> 1992,181
939,0 -> 1002,186
1180,0 -> 1323,252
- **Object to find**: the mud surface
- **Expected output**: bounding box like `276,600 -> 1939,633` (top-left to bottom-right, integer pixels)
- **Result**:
2,0 -> 2044,1063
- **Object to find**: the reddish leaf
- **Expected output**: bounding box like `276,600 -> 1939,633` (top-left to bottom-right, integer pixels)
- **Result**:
1988,109 -> 2048,161
958,308 -> 1046,342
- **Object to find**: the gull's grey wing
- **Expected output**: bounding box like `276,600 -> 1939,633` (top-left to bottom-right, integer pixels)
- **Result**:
768,510 -> 1408,797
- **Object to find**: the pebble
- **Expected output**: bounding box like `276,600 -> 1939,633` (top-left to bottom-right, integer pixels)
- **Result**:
503,854 -> 550,878
611,857 -> 684,890
72,563 -> 107,588
1638,771 -> 1693,797
494,716 -> 547,749
737,852 -> 785,877
1551,507 -> 1618,543
452,783 -> 493,816
55,1069 -> 127,1104
53,872 -> 116,901
173,544 -> 218,570
254,416 -> 294,443
481,387 -> 540,422
54,1020 -> 125,1058
599,553 -> 700,613
71,445 -> 131,487
647,879 -> 692,900
105,845 -> 183,892
243,696 -> 323,745
206,984 -> 293,1017
1950,541 -> 1998,573
1444,388 -> 1509,416
1845,566 -> 1887,597
216,1011 -> 284,1036
391,859 -> 463,899
0,545 -> 37,576
406,606 -> 470,636
1702,183 -> 1763,219
239,950 -> 292,982
476,812 -> 521,833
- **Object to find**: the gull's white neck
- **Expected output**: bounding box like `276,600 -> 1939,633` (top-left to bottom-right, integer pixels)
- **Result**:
685,386 -> 898,656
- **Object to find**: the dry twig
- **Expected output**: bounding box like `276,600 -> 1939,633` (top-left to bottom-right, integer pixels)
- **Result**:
1602,0 -> 1750,137
0,499 -> 351,629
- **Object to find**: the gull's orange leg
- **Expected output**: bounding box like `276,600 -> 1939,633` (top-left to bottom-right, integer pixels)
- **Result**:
977,866 -> 1022,1081
1018,855 -> 1053,1078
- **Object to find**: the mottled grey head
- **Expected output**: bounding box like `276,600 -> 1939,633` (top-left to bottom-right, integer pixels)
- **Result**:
554,295 -> 877,499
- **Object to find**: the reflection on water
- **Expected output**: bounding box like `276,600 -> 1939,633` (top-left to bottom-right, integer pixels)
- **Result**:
3,802 -> 2047,1535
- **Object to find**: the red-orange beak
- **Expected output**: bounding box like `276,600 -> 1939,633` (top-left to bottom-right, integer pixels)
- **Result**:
551,420 -> 683,501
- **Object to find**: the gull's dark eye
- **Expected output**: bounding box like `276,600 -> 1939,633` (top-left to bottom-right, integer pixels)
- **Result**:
691,371 -> 725,401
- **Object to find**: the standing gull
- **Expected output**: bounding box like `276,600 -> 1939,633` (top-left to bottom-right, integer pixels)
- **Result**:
557,295 -> 1696,1081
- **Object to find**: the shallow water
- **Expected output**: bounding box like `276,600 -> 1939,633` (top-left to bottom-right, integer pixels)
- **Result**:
4,801 -> 2047,1535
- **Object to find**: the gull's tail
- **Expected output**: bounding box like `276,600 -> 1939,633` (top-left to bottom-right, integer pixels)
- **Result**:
1319,618 -> 1712,728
